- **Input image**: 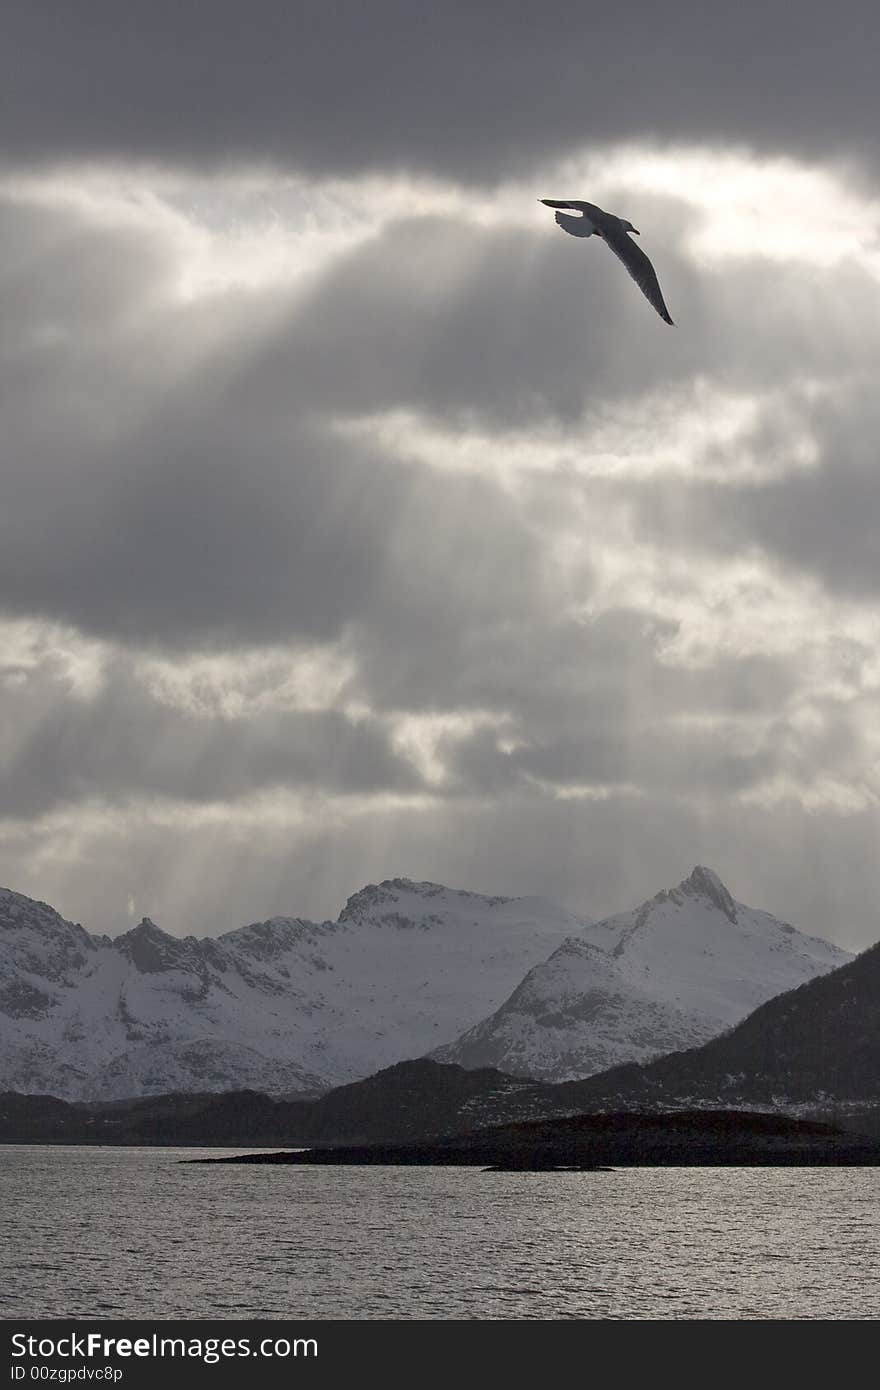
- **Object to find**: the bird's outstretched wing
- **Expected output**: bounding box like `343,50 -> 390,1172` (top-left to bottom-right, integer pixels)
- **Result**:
600,224 -> 674,325
555,210 -> 594,237
540,199 -> 595,237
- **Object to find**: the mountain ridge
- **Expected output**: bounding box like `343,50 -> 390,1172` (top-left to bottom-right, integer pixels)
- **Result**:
0,875 -> 585,1099
0,867 -> 852,1101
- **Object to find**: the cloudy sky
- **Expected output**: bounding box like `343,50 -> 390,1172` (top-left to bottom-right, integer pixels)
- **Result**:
2,2 -> 880,947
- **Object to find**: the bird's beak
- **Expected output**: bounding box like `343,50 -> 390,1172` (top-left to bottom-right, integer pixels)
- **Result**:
631,227 -> 641,235
540,199 -> 569,208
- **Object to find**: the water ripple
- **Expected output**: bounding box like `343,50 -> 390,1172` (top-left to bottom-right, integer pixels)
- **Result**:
1,1147 -> 878,1319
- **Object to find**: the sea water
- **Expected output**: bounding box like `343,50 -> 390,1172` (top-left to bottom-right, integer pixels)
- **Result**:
2,1146 -> 878,1319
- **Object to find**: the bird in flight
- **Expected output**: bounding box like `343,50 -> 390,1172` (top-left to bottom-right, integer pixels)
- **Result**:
540,199 -> 674,325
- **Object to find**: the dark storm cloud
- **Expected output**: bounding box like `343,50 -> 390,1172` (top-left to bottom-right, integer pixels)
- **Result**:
626,385 -> 880,601
344,600 -> 844,809
0,656 -> 420,817
1,606 -> 829,818
0,199 -> 549,649
416,612 -> 847,803
441,695 -> 866,801
267,211 -> 704,426
349,595 -> 803,728
1,188 -> 871,823
2,185 -> 876,753
1,187 -> 873,662
3,3 -> 880,182
0,393 -> 544,649
0,202 -> 168,340
246,206 -> 880,434
442,724 -> 773,798
0,399 -> 543,649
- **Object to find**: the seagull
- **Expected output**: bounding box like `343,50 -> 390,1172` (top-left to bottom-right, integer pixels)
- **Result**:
540,199 -> 674,325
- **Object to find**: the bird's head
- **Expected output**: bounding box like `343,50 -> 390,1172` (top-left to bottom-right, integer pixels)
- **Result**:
622,220 -> 640,235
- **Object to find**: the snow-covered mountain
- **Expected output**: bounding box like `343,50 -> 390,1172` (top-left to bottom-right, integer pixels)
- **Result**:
433,867 -> 852,1082
0,878 -> 583,1100
0,868 -> 853,1100
555,931 -> 880,1116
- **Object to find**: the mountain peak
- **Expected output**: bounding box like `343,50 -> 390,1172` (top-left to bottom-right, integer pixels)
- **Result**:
222,915 -> 324,958
336,877 -> 516,930
131,916 -> 162,936
114,917 -> 192,973
337,877 -> 447,924
0,885 -> 88,935
677,866 -> 737,923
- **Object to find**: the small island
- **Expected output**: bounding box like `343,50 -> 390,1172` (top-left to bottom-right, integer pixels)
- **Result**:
184,1109 -> 880,1169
